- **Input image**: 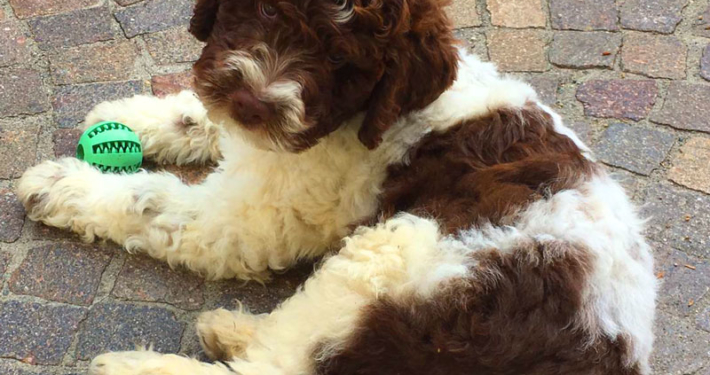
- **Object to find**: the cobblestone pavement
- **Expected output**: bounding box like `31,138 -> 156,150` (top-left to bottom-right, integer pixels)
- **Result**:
0,0 -> 709,373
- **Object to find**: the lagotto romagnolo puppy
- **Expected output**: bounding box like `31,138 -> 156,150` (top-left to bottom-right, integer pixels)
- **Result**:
16,0 -> 656,373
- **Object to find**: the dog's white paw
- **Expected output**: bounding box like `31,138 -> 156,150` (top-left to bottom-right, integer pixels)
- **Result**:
88,350 -> 163,375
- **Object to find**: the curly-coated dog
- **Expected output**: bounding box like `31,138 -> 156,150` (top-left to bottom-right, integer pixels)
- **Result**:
17,0 -> 657,373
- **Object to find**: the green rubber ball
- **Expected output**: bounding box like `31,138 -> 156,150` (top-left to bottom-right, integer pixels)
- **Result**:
76,121 -> 143,173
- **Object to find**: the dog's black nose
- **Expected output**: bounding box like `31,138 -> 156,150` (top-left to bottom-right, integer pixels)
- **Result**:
230,89 -> 274,126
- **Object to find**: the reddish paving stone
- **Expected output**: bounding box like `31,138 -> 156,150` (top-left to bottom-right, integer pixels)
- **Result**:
594,123 -> 675,175
0,118 -> 41,179
158,163 -> 213,184
652,82 -> 710,133
115,0 -> 193,38
76,303 -> 184,359
550,31 -> 621,69
9,243 -> 113,305
669,138 -> 710,194
526,76 -> 558,105
0,301 -> 86,365
112,255 -> 205,310
576,80 -> 657,121
49,41 -> 140,85
0,8 -> 5,21
694,6 -> 710,38
445,0 -> 481,28
487,29 -> 547,72
53,128 -> 83,158
642,183 -> 710,258
656,247 -> 710,316
487,0 -> 545,28
0,21 -> 31,67
652,310 -> 710,375
0,68 -> 50,117
550,0 -> 619,31
27,220 -> 82,241
28,6 -> 114,50
144,27 -> 203,65
210,264 -> 312,313
702,45 -> 710,82
53,80 -> 148,128
8,0 -> 101,18
0,190 -> 24,243
151,70 -> 194,96
620,0 -> 687,33
622,33 -> 687,79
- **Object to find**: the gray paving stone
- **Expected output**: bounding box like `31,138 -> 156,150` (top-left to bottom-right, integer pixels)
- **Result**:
550,0 -> 619,31
652,310 -> 710,375
53,128 -> 83,158
550,31 -> 621,69
0,301 -> 86,365
114,0 -> 193,38
144,27 -> 203,65
116,0 -> 145,5
694,5 -> 710,38
652,82 -> 710,133
702,44 -> 710,82
0,21 -> 31,67
112,255 -> 205,310
594,123 -> 675,175
622,33 -> 687,79
0,252 -> 10,277
8,0 -> 101,19
49,41 -> 140,85
576,80 -> 657,121
0,68 -> 51,117
9,243 -> 113,305
209,264 -> 311,313
53,80 -> 148,128
567,121 -> 592,145
0,117 -> 41,179
620,0 -> 687,33
76,303 -> 184,360
698,307 -> 710,333
642,183 -> 710,258
28,6 -> 114,50
526,76 -> 559,105
0,189 -> 24,243
656,247 -> 710,316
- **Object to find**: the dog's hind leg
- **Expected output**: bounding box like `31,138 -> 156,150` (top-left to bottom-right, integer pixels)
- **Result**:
85,91 -> 222,165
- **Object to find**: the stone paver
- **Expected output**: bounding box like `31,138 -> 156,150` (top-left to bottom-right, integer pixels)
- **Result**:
669,138 -> 710,194
115,0 -> 194,38
445,0 -> 481,29
0,301 -> 86,365
8,0 -> 101,19
487,29 -> 547,72
620,0 -> 687,34
151,70 -> 194,97
653,82 -> 710,133
10,243 -> 113,305
49,41 -> 140,85
576,79 -> 657,121
1,0 -> 710,371
53,80 -> 148,128
112,255 -> 205,310
702,44 -> 710,82
0,68 -> 50,117
550,0 -> 618,31
76,303 -> 184,359
144,27 -> 203,65
622,33 -> 687,80
487,0 -> 545,28
594,123 -> 675,175
643,183 -> 710,258
0,21 -> 31,67
0,189 -> 24,243
550,31 -> 621,69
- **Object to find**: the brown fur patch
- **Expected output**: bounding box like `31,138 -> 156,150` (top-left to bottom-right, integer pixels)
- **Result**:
315,239 -> 640,375
378,104 -> 597,233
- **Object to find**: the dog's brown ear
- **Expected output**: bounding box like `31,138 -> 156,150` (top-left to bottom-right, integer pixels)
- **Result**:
189,0 -> 219,41
357,0 -> 459,149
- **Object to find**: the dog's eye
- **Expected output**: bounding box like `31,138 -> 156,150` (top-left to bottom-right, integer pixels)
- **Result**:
334,0 -> 348,7
259,2 -> 278,18
328,54 -> 345,65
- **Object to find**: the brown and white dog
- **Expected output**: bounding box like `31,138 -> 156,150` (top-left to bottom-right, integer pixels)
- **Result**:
17,0 -> 657,373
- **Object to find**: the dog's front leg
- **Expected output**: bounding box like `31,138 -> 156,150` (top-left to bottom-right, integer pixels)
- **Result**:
88,350 -> 241,375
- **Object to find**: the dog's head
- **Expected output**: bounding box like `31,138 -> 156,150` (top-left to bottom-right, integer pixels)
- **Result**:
190,0 -> 458,152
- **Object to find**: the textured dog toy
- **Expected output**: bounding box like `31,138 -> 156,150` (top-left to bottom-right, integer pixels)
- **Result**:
76,121 -> 143,173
